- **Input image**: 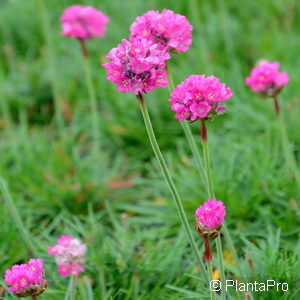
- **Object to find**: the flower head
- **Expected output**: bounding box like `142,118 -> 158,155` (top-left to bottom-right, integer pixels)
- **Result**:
245,60 -> 289,96
130,9 -> 192,53
60,5 -> 109,40
196,199 -> 226,229
58,264 -> 85,277
48,235 -> 86,277
103,38 -> 170,94
195,199 -> 226,240
4,259 -> 47,297
169,75 -> 233,121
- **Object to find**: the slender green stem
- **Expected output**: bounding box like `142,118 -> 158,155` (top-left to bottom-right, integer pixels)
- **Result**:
80,41 -> 105,297
273,96 -> 300,187
80,40 -> 101,161
181,121 -> 207,186
0,177 -> 37,255
0,99 -> 11,128
166,63 -> 175,92
204,238 -> 215,300
206,260 -> 216,300
98,264 -> 106,300
167,66 -> 206,189
137,94 -> 208,281
202,142 -> 215,198
31,296 -> 38,300
245,293 -> 254,300
200,121 -> 226,299
0,72 -> 12,129
201,125 -> 215,198
201,122 -> 245,297
222,223 -> 244,282
85,279 -> 94,300
70,275 -> 77,300
216,235 -> 226,299
35,0 -> 64,129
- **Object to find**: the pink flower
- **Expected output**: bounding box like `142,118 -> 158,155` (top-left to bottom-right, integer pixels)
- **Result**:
57,235 -> 72,247
48,235 -> 86,277
195,199 -> 226,229
4,259 -> 47,297
58,264 -> 85,277
245,60 -> 289,96
57,264 -> 73,277
47,245 -> 59,255
130,9 -> 193,53
60,5 -> 109,40
168,75 -> 233,121
103,38 -> 170,94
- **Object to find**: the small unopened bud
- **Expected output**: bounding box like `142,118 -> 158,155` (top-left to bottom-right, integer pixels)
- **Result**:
195,221 -> 222,240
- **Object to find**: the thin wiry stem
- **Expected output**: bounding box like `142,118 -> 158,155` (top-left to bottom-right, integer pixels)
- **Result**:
216,235 -> 226,299
167,65 -> 207,191
273,95 -> 300,187
80,40 -> 102,167
204,238 -> 215,300
0,177 -> 37,255
200,121 -> 226,300
137,93 -> 208,282
201,121 -> 214,198
69,274 -> 77,300
201,120 -> 245,297
35,0 -> 64,129
206,260 -> 216,300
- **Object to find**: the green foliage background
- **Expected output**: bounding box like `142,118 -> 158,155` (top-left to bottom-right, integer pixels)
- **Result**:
0,0 -> 300,299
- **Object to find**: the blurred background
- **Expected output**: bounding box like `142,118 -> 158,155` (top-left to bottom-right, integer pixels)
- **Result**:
0,0 -> 300,299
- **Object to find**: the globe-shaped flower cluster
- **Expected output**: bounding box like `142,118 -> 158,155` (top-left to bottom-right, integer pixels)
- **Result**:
130,9 -> 193,53
60,5 -> 109,40
48,235 -> 86,277
169,75 -> 233,121
196,199 -> 226,229
103,39 -> 170,94
4,259 -> 47,297
245,60 -> 289,97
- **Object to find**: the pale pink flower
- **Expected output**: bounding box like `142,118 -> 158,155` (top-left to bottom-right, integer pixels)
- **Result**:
58,263 -> 85,277
130,9 -> 192,53
195,199 -> 226,229
4,259 -> 47,297
245,60 -> 289,96
57,235 -> 72,247
47,245 -> 59,255
168,75 -> 233,121
60,5 -> 109,40
103,38 -> 170,94
48,235 -> 86,277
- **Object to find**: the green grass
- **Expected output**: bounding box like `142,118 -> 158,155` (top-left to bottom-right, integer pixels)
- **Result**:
1,0 -> 300,299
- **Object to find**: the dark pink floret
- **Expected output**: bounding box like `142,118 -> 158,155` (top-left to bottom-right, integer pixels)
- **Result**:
195,199 -> 226,229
